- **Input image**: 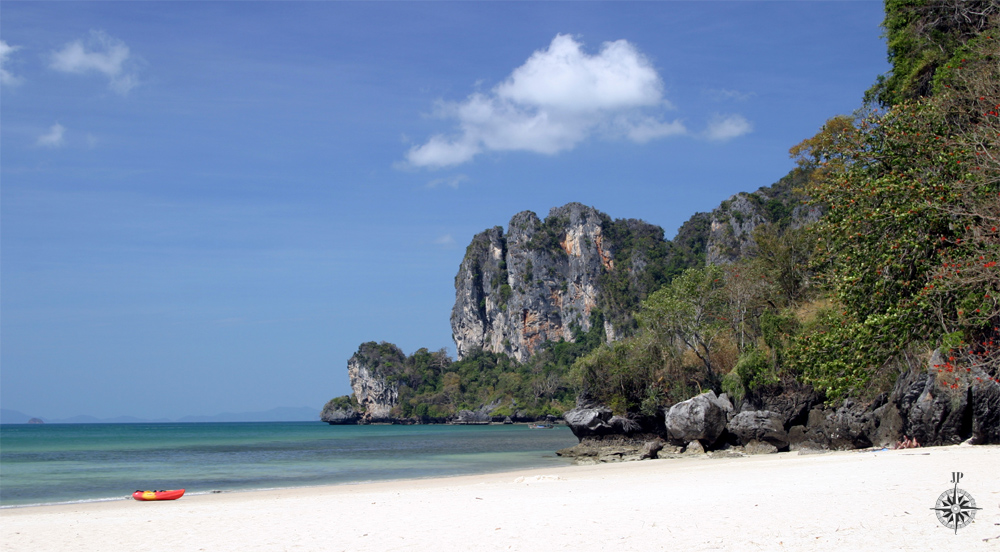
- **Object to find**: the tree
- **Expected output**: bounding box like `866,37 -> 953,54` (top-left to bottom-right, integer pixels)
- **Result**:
925,28 -> 1000,332
638,265 -> 727,390
868,0 -> 999,107
788,21 -> 1000,400
721,261 -> 772,350
751,224 -> 815,306
570,331 -> 671,415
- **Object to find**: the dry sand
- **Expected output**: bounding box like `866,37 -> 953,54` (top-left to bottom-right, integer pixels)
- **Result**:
3,444 -> 999,551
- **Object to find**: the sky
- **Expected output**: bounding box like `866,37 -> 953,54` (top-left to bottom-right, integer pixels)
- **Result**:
0,1 -> 889,420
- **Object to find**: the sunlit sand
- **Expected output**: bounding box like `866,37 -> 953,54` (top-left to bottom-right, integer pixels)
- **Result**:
3,444 -> 998,551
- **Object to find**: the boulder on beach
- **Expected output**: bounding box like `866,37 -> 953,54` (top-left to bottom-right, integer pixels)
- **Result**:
664,391 -> 733,447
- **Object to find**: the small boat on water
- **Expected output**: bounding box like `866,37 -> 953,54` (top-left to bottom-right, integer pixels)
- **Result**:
132,489 -> 185,501
528,423 -> 554,429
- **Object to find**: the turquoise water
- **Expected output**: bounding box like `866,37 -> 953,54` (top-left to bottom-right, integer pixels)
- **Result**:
0,422 -> 578,507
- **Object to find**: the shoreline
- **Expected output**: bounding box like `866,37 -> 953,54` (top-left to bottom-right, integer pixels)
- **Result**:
4,444 -> 999,550
0,422 -> 578,509
0,458 -> 576,511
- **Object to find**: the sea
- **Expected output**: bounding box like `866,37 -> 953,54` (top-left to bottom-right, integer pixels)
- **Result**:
0,422 -> 578,508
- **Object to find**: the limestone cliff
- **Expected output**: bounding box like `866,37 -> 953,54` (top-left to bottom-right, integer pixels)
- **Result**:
346,342 -> 404,423
705,170 -> 821,265
451,203 -> 671,362
320,396 -> 359,424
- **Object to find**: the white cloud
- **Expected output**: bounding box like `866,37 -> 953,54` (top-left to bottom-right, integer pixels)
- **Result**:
704,114 -> 752,142
409,135 -> 482,168
621,116 -> 687,143
434,234 -> 456,247
37,123 -> 66,147
427,174 -> 469,189
50,30 -> 138,94
495,35 -> 667,112
405,34 -> 683,168
0,40 -> 24,86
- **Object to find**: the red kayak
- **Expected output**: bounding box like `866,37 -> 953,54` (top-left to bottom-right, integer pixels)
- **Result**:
132,489 -> 185,501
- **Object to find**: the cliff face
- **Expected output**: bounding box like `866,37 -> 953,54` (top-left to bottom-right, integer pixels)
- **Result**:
706,193 -> 771,265
330,182 -> 824,425
705,171 -> 821,265
346,342 -> 404,423
320,396 -> 359,424
452,203 -> 668,362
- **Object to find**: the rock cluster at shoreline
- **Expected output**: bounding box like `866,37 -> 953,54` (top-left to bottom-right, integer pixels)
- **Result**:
559,350 -> 1000,463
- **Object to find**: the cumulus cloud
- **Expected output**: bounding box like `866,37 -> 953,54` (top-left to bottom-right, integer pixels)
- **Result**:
37,123 -> 66,147
405,34 -> 684,168
496,35 -> 667,112
1,40 -> 23,86
50,30 -> 138,94
704,114 -> 753,142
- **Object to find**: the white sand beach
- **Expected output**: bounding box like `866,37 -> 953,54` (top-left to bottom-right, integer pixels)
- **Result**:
3,444 -> 999,551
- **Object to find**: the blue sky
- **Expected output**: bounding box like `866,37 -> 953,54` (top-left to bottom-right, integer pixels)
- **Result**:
1,1 -> 888,420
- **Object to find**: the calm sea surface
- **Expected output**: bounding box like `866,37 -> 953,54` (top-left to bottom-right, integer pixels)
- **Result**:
0,422 -> 578,507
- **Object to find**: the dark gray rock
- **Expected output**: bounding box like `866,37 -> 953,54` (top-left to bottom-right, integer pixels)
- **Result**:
892,350 -> 971,446
750,384 -> 819,429
870,400 -> 904,447
727,410 -> 789,449
788,414 -> 831,450
778,348 -> 999,450
787,424 -> 826,451
319,407 -> 358,425
971,378 -> 1000,444
665,390 -> 733,446
787,398 -> 893,450
563,404 -> 615,440
819,399 -> 875,450
786,425 -> 808,446
683,440 -> 705,454
641,438 -> 667,460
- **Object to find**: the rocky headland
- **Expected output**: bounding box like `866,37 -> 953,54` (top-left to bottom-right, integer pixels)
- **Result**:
559,347 -> 1000,463
325,202 -> 685,425
323,196 -> 998,461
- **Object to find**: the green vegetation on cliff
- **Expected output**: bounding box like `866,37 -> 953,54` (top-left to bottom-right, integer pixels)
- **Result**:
330,6 -> 999,423
574,228 -> 813,414
344,327 -> 606,422
868,0 -> 998,106
400,312 -> 610,420
787,26 -> 1000,400
574,10 -> 1000,414
597,217 -> 677,333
